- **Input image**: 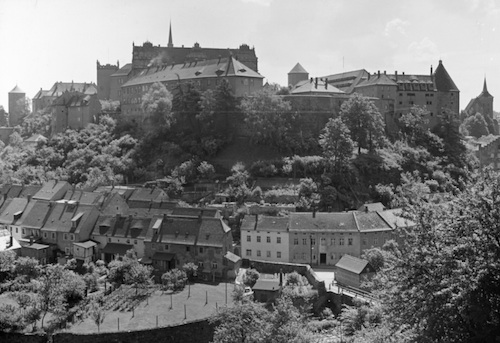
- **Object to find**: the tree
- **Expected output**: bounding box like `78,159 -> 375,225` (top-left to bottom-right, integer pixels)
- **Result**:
319,117 -> 354,170
89,297 -> 106,333
460,112 -> 490,138
124,263 -> 152,295
20,108 -> 52,137
372,170 -> 500,342
37,265 -> 67,328
0,105 -> 9,126
242,269 -> 260,288
182,262 -> 198,282
340,93 -> 385,153
161,268 -> 188,291
241,88 -> 295,150
0,250 -> 16,274
141,82 -> 174,128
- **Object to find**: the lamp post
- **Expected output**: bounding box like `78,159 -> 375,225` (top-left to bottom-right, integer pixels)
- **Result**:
310,234 -> 314,266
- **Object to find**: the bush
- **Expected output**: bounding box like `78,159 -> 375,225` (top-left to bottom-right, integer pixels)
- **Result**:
182,263 -> 198,281
161,269 -> 188,291
243,269 -> 260,287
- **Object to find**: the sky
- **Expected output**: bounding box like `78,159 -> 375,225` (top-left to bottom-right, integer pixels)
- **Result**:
1,0 -> 499,111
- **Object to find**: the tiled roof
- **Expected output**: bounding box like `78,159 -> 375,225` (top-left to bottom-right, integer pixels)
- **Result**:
94,186 -> 135,200
355,74 -> 397,87
52,91 -> 95,107
127,187 -> 169,205
33,89 -> 51,100
377,209 -> 414,229
63,190 -> 103,205
335,254 -> 370,274
198,218 -> 229,248
151,216 -> 200,245
16,200 -> 52,229
357,202 -> 386,212
289,212 -> 358,232
102,243 -> 133,255
253,278 -> 280,291
240,215 -> 289,232
291,79 -> 344,95
24,134 -> 47,143
171,207 -> 219,218
42,202 -> 98,234
355,212 -> 392,232
152,252 -> 175,261
93,215 -> 151,239
122,57 -> 263,88
47,82 -> 97,97
0,198 -> 28,224
33,180 -> 70,201
288,63 -> 308,74
433,60 -> 458,92
224,251 -> 241,263
111,63 -> 133,77
73,240 -> 97,248
319,69 -> 370,93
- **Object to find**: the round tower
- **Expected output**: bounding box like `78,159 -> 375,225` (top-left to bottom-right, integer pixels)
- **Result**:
288,63 -> 309,88
8,85 -> 26,127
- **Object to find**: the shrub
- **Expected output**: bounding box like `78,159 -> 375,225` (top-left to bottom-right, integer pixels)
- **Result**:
243,269 -> 260,287
182,263 -> 199,281
161,269 -> 188,291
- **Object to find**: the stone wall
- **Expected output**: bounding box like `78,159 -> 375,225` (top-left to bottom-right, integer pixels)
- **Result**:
0,332 -> 47,343
53,319 -> 215,343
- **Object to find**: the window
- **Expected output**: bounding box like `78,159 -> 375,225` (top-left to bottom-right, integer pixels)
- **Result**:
339,238 -> 345,246
311,238 -> 316,245
266,251 -> 271,258
51,233 -> 55,240
320,238 -> 326,246
277,237 -> 281,244
246,249 -> 252,257
198,261 -> 204,268
362,238 -> 367,246
266,236 -> 271,243
212,262 -> 217,269
277,251 -> 281,258
257,250 -> 261,257
152,243 -> 156,249
331,238 -> 336,246
108,237 -> 111,243
293,238 -> 299,245
165,244 -> 169,251
134,240 -> 137,245
43,232 -> 47,239
199,247 -> 204,254
216,248 -> 221,254
302,253 -> 307,260
186,246 -> 190,252
247,235 -> 251,242
302,238 -> 307,245
374,238 -> 378,245
348,238 -> 353,246
65,247 -> 70,255
22,228 -> 25,235
64,233 -> 68,240
257,236 -> 261,242
127,239 -> 131,244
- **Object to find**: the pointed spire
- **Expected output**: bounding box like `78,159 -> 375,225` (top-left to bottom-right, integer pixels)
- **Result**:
168,21 -> 173,48
480,76 -> 492,97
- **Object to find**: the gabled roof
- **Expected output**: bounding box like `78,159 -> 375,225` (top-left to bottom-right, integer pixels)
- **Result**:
291,79 -> 344,95
198,218 -> 230,248
0,198 -> 28,224
289,212 -> 358,232
24,134 -> 47,144
20,200 -> 54,229
355,74 -> 397,88
335,254 -> 371,274
224,251 -> 241,263
123,57 -> 263,88
240,215 -> 289,232
355,212 -> 392,232
149,215 -> 200,245
33,180 -> 70,201
52,91 -> 97,107
253,278 -> 280,291
127,187 -> 169,207
433,60 -> 459,92
42,202 -> 99,234
357,202 -> 386,212
288,63 -> 308,74
319,69 -> 370,93
111,63 -> 133,77
63,189 -> 104,205
377,209 -> 414,229
171,207 -> 219,218
33,89 -> 51,100
93,215 -> 151,239
102,243 -> 133,255
47,82 -> 97,97
73,240 -> 97,249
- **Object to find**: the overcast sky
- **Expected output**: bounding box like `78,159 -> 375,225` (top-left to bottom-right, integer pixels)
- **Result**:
1,0 -> 499,111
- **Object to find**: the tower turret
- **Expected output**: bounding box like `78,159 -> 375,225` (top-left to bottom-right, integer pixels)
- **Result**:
168,21 -> 173,48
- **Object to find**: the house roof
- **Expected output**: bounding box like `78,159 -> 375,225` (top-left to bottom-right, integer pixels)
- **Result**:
0,198 -> 28,224
197,218 -> 230,248
240,215 -> 289,233
25,134 -> 47,144
111,63 -> 133,77
127,187 -> 169,207
171,207 -> 219,218
63,190 -> 104,205
319,69 -> 370,93
224,251 -> 241,263
102,243 -> 133,255
46,82 -> 97,97
122,57 -> 263,88
335,254 -> 371,274
93,215 -> 151,239
94,185 -> 135,200
52,91 -> 96,107
433,60 -> 458,92
16,199 -> 52,229
33,180 -> 70,201
42,202 -> 99,234
377,209 -> 414,229
152,252 -> 175,261
289,212 -> 358,232
291,79 -> 344,95
73,240 -> 97,248
357,202 -> 386,212
355,74 -> 397,87
288,63 -> 308,74
24,243 -> 50,250
253,278 -> 281,291
355,212 -> 392,232
9,85 -> 24,94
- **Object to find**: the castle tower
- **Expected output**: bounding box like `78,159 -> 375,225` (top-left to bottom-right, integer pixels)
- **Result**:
96,60 -> 119,100
8,85 -> 26,127
288,63 -> 309,88
168,21 -> 173,48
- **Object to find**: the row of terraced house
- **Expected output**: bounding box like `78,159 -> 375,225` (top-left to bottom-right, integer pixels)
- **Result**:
0,180 -> 234,279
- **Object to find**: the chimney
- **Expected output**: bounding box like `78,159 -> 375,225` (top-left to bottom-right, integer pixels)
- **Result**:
395,71 -> 398,81
27,194 -> 32,202
254,214 -> 258,230
315,78 -> 318,89
384,70 -> 386,75
310,77 -> 313,83
430,65 -> 433,76
8,235 -> 13,249
365,206 -> 368,213
368,73 -> 370,81
377,70 -> 380,78
29,235 -> 33,245
312,209 -> 316,218
325,78 -> 328,89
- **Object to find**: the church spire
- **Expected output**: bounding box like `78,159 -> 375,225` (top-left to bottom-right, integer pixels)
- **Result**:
481,76 -> 492,97
168,21 -> 173,48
